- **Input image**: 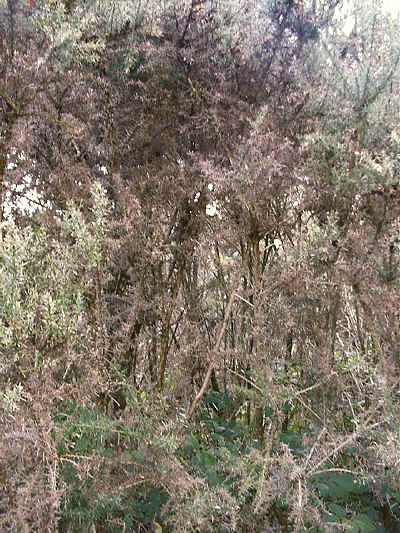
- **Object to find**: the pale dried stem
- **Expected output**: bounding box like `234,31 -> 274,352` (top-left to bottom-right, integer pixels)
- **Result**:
186,263 -> 245,419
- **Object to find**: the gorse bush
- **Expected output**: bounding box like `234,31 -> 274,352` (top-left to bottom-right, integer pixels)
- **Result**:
0,183 -> 399,531
0,184 -> 109,531
1,0 -> 400,531
0,183 -> 108,389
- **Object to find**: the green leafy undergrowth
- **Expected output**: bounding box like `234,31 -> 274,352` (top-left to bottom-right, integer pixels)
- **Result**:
310,471 -> 400,532
55,393 -> 400,532
59,483 -> 168,533
178,392 -> 253,484
55,401 -> 169,532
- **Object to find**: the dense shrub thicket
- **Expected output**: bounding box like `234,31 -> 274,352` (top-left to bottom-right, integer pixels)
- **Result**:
1,0 -> 400,531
